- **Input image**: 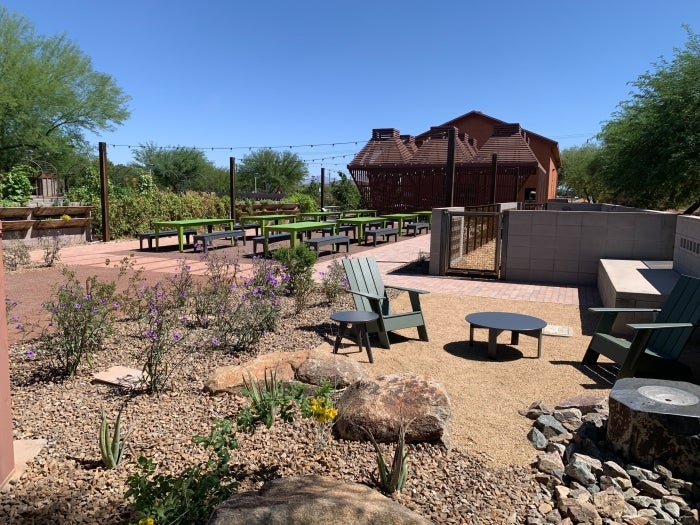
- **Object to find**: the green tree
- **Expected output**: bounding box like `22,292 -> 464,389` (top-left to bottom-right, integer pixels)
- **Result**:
330,172 -> 362,210
236,150 -> 308,193
133,143 -> 215,192
597,26 -> 700,210
0,8 -> 130,172
559,144 -> 606,203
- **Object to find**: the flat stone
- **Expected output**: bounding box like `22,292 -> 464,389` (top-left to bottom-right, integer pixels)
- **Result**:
92,365 -> 145,389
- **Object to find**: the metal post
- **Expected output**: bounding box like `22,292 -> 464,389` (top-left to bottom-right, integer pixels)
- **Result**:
445,128 -> 456,206
98,142 -> 110,242
320,168 -> 325,208
490,153 -> 498,204
229,157 -> 236,221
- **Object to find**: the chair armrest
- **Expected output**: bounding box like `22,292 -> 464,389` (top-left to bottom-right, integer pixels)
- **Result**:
345,289 -> 384,301
590,307 -> 661,335
627,322 -> 694,330
589,307 -> 661,313
385,284 -> 429,295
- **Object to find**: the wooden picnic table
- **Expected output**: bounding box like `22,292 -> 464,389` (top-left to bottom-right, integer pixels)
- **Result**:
339,216 -> 386,240
153,218 -> 235,252
263,221 -> 338,250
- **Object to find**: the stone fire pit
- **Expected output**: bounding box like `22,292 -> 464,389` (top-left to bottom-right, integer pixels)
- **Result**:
607,377 -> 700,480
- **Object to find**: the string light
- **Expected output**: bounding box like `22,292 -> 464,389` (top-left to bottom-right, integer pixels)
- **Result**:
102,139 -> 363,152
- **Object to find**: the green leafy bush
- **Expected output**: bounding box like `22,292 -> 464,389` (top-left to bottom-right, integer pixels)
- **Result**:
282,191 -> 317,213
0,165 -> 34,205
236,368 -> 298,432
125,418 -> 239,525
319,258 -> 348,302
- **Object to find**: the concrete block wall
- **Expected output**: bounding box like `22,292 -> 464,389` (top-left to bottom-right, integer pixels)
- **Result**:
502,209 -> 677,285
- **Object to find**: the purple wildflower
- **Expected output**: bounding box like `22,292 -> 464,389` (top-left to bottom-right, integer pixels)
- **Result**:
25,350 -> 36,359
211,337 -> 220,346
172,333 -> 181,341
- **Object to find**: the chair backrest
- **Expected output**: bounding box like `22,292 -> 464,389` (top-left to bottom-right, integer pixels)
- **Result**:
649,274 -> 700,358
342,256 -> 390,315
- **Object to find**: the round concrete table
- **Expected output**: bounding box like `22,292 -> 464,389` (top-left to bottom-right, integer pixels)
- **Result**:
330,310 -> 379,363
466,311 -> 547,359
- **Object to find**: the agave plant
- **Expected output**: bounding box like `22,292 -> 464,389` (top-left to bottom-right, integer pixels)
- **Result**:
363,422 -> 410,494
99,408 -> 128,469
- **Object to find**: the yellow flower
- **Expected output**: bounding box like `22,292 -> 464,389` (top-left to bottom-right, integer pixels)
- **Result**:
138,518 -> 155,525
60,214 -> 71,220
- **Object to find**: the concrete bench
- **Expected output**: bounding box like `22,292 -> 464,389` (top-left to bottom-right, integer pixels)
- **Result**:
321,224 -> 355,238
364,227 -> 398,246
597,259 -> 680,336
404,221 -> 430,236
138,229 -> 196,250
304,235 -> 350,254
252,233 -> 292,255
194,229 -> 246,252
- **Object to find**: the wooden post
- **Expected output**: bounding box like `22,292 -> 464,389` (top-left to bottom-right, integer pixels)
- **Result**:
320,168 -> 325,208
513,166 -> 520,202
229,157 -> 236,221
445,128 -> 456,206
490,153 -> 498,204
0,223 -> 15,487
98,142 -> 110,242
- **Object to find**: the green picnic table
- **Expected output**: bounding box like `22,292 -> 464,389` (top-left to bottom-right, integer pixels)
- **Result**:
341,209 -> 377,217
263,221 -> 338,250
339,216 -> 386,240
380,213 -> 418,235
239,214 -> 297,235
153,218 -> 235,252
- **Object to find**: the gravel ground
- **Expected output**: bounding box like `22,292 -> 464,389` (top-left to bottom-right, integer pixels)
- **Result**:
1,285 -> 550,525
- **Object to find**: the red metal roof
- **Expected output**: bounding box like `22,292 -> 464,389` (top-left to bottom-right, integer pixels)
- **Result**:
348,128 -> 414,167
470,124 -> 542,168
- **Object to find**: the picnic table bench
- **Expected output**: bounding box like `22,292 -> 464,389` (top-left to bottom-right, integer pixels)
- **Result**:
193,229 -> 246,252
304,234 -> 350,254
321,224 -> 355,238
364,227 -> 398,246
138,229 -> 196,250
252,233 -> 292,255
404,222 -> 430,236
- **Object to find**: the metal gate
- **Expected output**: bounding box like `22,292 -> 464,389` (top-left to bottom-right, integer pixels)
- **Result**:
439,207 -> 503,278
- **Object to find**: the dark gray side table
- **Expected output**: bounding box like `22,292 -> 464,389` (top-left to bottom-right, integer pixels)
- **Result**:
466,311 -> 547,359
330,310 -> 379,363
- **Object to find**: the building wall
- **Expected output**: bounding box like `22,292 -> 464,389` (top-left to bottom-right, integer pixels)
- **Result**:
0,225 -> 15,487
502,209 -> 677,285
674,214 -> 700,277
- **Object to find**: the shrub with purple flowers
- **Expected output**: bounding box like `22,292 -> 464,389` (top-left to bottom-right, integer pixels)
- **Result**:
36,268 -> 119,376
205,255 -> 287,351
136,279 -> 189,395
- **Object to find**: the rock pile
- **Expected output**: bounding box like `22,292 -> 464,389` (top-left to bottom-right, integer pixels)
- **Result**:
521,395 -> 700,524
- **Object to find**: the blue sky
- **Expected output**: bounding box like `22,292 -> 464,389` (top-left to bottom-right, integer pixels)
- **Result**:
3,1 -> 699,177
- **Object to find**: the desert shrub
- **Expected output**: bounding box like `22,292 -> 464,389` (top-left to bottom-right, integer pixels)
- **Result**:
36,268 -> 119,376
282,192 -> 317,213
273,245 -> 317,312
2,241 -> 31,271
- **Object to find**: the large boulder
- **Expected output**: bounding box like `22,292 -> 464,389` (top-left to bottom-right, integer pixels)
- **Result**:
334,372 -> 451,448
206,475 -> 432,525
204,350 -> 310,394
294,348 -> 368,388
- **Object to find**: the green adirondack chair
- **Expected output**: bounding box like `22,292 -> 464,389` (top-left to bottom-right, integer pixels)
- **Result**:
582,274 -> 700,380
342,256 -> 429,349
